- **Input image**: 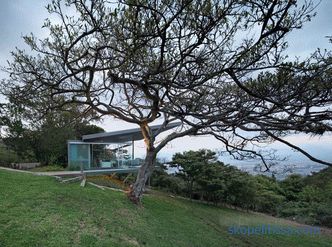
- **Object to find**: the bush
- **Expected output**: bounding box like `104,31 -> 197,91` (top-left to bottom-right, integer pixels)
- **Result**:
280,174 -> 305,201
0,150 -> 19,167
224,174 -> 257,210
148,150 -> 332,228
278,201 -> 309,218
299,186 -> 323,203
315,204 -> 332,227
253,175 -> 285,214
151,173 -> 186,195
255,191 -> 285,215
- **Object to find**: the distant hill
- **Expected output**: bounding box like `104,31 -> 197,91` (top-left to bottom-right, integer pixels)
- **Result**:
303,166 -> 332,188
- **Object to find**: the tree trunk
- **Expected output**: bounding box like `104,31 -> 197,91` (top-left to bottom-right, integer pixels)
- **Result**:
128,149 -> 156,203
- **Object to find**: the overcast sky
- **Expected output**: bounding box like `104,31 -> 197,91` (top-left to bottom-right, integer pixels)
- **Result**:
0,0 -> 331,168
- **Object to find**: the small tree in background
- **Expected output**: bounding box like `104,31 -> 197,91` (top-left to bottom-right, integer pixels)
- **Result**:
1,99 -> 104,165
171,149 -> 216,198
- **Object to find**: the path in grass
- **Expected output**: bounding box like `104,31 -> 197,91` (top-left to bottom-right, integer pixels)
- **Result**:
0,169 -> 331,247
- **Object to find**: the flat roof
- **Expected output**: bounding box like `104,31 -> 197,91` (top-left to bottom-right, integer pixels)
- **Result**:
82,122 -> 181,143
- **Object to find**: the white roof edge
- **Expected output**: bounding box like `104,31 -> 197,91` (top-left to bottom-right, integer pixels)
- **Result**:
82,122 -> 181,141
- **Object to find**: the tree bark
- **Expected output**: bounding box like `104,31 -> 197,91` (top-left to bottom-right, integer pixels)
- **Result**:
128,149 -> 156,203
127,123 -> 201,203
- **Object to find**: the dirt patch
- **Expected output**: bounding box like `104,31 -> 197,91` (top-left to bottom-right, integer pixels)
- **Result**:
120,236 -> 140,246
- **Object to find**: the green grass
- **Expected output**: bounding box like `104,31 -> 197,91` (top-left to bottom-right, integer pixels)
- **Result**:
0,170 -> 331,247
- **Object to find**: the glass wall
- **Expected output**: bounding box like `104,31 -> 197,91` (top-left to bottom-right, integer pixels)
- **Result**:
92,143 -> 133,168
68,141 -> 142,170
91,144 -> 117,169
68,143 -> 90,170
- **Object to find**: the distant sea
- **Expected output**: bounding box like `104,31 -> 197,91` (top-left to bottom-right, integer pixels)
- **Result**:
233,161 -> 327,180
164,157 -> 328,181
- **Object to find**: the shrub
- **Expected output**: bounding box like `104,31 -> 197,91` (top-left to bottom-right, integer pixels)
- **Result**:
280,174 -> 305,201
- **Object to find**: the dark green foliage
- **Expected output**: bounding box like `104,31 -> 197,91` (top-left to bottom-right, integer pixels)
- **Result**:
151,149 -> 332,228
315,203 -> 332,227
280,174 -> 305,201
299,186 -> 323,203
157,150 -> 260,208
303,166 -> 332,188
253,175 -> 285,215
0,142 -> 20,166
196,162 -> 227,202
1,104 -> 37,161
2,122 -> 104,166
197,162 -> 257,208
223,173 -> 257,210
1,105 -> 104,166
30,122 -> 75,165
150,166 -> 186,195
29,116 -> 104,165
171,149 -> 217,198
74,123 -> 105,137
280,171 -> 332,227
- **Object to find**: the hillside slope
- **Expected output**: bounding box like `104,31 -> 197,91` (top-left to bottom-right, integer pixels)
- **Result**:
0,170 -> 331,247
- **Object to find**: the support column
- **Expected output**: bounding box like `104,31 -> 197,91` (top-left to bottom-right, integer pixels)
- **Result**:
132,139 -> 135,160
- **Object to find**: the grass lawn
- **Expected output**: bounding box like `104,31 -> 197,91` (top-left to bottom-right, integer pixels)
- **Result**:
0,169 -> 331,247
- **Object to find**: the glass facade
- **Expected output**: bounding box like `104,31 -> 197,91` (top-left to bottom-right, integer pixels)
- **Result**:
68,143 -> 90,170
68,141 -> 141,171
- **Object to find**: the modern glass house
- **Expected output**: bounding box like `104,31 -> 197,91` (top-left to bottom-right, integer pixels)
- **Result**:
67,123 -> 180,171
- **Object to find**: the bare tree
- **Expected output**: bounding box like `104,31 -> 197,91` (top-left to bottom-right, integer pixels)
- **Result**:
2,0 -> 332,202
